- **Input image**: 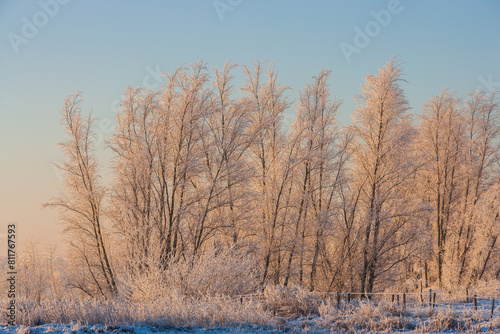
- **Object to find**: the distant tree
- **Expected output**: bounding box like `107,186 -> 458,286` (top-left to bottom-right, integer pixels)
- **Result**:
17,241 -> 63,303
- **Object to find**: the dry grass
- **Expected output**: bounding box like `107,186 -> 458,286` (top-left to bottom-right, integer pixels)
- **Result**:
4,285 -> 498,333
9,295 -> 273,329
263,285 -> 320,317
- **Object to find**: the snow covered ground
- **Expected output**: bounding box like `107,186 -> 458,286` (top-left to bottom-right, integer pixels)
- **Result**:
0,324 -> 274,334
2,299 -> 499,334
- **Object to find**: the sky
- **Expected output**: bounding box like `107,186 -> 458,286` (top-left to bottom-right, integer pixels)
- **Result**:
0,0 -> 499,252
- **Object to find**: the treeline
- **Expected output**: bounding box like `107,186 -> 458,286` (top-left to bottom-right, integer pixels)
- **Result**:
42,58 -> 500,300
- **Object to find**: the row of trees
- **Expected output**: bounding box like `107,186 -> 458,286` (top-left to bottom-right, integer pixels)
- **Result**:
45,58 -> 500,300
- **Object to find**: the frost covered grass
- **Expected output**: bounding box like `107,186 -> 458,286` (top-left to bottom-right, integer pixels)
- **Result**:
9,294 -> 272,329
3,285 -> 499,333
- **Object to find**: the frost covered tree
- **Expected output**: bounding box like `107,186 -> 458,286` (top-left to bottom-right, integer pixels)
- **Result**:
110,63 -> 214,270
453,90 -> 500,284
110,62 -> 257,276
417,89 -> 464,287
468,178 -> 500,282
242,61 -> 294,285
417,89 -> 499,287
286,70 -> 348,291
351,58 -> 421,294
189,62 -> 253,256
44,92 -> 117,298
17,241 -> 63,303
45,60 -> 500,304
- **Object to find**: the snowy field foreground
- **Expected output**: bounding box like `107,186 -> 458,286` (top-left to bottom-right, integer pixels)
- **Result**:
1,312 -> 499,334
2,294 -> 499,334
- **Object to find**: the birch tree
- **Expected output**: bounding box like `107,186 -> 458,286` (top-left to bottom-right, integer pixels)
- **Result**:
45,92 -> 117,298
201,62 -> 254,246
242,61 -> 293,285
453,90 -> 500,284
189,62 -> 253,256
352,58 -> 421,294
417,89 -> 464,287
286,70 -> 347,290
110,63 -> 213,270
109,87 -> 162,271
469,178 -> 500,282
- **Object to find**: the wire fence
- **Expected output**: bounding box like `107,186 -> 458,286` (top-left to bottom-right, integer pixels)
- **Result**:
316,285 -> 500,318
219,283 -> 500,318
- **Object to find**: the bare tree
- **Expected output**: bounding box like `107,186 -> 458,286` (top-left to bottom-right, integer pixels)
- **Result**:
198,62 -> 254,247
44,92 -> 117,298
109,87 -> 160,271
417,89 -> 464,287
351,58 -> 420,294
242,61 -> 293,286
286,70 -> 346,290
468,178 -> 500,282
453,90 -> 500,284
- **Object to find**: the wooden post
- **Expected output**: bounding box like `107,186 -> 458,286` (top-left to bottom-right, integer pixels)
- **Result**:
336,291 -> 341,309
429,289 -> 432,305
347,292 -> 351,304
424,261 -> 428,287
432,292 -> 436,310
420,281 -> 423,303
392,294 -> 395,303
466,287 -> 469,303
397,294 -> 400,306
491,299 -> 495,319
473,294 -> 477,311
403,292 -> 406,310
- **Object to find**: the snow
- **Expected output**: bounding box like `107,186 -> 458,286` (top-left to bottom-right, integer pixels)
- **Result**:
0,324 -> 278,334
2,299 -> 498,334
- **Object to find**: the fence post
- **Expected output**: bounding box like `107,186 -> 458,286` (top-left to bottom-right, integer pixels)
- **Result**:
403,292 -> 406,311
466,287 -> 469,303
432,292 -> 436,310
429,289 -> 432,305
424,261 -> 428,287
397,294 -> 400,306
392,294 -> 395,303
473,294 -> 477,311
347,292 -> 351,304
336,291 -> 341,309
491,299 -> 495,319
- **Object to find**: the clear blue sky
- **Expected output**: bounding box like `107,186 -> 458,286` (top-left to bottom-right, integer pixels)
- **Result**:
1,0 -> 499,250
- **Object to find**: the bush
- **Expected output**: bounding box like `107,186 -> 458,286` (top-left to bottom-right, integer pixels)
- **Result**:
263,285 -> 320,317
120,245 -> 260,302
